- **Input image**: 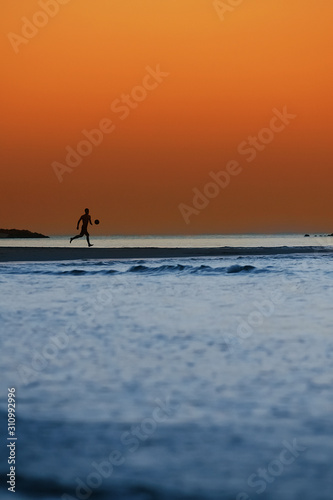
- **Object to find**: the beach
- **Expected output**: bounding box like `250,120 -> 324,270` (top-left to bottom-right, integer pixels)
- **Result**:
0,245 -> 332,262
1,235 -> 333,499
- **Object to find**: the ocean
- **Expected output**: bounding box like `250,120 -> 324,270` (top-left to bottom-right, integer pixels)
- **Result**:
0,233 -> 330,248
1,235 -> 333,499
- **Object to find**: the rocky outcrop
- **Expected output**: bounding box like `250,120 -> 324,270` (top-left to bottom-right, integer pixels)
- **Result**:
0,229 -> 49,238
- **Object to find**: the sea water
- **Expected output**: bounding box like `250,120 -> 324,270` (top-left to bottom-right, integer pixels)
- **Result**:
0,233 -> 329,248
0,235 -> 333,499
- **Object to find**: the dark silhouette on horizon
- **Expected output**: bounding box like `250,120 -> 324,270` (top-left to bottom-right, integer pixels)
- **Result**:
0,228 -> 48,238
70,208 -> 93,247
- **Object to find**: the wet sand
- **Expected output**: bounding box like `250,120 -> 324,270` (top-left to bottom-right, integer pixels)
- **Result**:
0,246 -> 332,262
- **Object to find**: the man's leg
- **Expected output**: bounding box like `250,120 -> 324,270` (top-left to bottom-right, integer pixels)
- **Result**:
86,232 -> 93,247
70,233 -> 83,243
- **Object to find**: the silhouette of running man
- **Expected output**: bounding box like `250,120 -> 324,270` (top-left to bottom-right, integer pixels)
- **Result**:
70,208 -> 94,247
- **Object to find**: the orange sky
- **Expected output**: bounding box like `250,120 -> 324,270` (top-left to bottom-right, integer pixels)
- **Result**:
1,0 -> 332,235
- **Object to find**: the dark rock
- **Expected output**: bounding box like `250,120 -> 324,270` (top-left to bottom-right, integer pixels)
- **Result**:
0,229 -> 49,238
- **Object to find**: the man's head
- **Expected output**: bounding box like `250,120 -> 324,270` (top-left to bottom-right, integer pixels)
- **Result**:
85,208 -> 89,214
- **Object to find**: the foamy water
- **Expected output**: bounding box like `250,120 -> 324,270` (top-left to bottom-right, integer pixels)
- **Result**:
0,239 -> 332,499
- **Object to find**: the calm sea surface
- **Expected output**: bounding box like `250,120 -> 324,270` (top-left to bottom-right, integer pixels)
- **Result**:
0,233 -> 331,248
1,235 -> 332,499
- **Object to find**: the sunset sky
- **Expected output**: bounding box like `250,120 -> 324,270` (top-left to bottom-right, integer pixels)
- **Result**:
1,0 -> 332,235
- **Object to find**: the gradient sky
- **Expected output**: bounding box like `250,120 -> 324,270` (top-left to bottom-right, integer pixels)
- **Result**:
1,0 -> 332,235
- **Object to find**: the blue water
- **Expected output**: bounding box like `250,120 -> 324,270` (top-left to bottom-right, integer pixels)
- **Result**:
1,236 -> 333,499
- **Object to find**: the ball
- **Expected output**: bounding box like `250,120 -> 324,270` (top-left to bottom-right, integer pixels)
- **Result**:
94,219 -> 100,225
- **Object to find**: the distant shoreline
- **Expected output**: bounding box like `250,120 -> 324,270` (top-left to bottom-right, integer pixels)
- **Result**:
0,229 -> 48,239
0,246 -> 332,263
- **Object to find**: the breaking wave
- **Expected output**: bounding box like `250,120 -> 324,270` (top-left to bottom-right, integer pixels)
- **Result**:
1,264 -> 265,276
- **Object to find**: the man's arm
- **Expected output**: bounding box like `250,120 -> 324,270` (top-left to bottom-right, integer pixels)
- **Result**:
77,216 -> 82,230
89,216 -> 93,225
